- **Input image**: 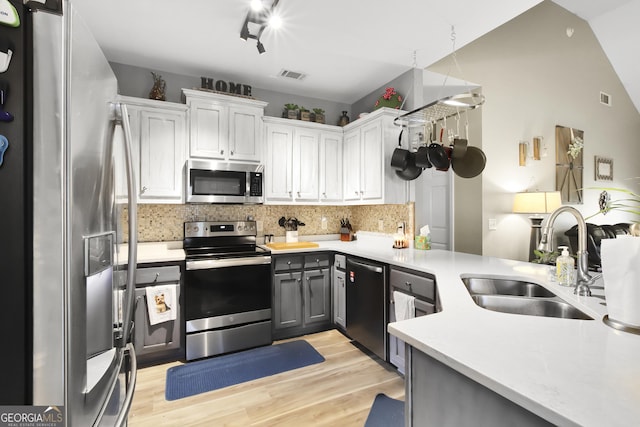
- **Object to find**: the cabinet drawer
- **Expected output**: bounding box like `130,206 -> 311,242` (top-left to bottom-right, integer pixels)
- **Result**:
274,255 -> 304,272
390,268 -> 435,300
136,265 -> 181,285
304,254 -> 330,269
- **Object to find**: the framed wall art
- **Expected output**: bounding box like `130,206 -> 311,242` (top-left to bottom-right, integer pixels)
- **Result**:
555,125 -> 584,204
594,156 -> 613,181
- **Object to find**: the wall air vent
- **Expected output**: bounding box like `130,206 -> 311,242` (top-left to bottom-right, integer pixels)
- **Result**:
278,69 -> 307,81
600,91 -> 612,106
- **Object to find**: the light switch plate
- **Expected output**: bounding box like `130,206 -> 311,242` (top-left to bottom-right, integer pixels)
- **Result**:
321,217 -> 327,230
488,218 -> 497,230
378,219 -> 384,231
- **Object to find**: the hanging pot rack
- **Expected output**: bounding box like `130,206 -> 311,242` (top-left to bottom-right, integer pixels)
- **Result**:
393,92 -> 485,129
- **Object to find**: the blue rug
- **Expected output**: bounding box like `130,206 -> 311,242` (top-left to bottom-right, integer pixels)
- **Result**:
165,340 -> 325,400
364,393 -> 405,427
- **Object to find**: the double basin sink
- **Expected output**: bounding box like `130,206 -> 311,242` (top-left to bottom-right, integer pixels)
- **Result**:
462,277 -> 593,320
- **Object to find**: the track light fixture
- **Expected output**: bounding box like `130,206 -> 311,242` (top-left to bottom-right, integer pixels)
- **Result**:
239,0 -> 281,54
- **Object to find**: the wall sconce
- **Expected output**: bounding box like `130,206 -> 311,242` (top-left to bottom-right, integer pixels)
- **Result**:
519,142 -> 527,166
532,136 -> 542,160
513,191 -> 562,261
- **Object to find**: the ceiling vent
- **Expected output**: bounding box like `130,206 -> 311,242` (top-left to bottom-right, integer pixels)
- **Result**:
278,69 -> 307,81
600,91 -> 612,106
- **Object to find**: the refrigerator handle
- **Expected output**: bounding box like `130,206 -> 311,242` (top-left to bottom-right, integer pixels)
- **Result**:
115,103 -> 138,345
115,343 -> 138,427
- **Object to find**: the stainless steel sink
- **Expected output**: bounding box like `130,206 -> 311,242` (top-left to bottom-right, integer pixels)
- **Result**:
462,277 -> 556,298
471,295 -> 593,320
462,276 -> 593,320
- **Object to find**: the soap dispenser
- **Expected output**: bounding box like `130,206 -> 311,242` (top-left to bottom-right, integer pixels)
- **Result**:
556,246 -> 575,286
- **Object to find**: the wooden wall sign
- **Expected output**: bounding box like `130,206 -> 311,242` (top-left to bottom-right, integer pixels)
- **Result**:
200,77 -> 252,97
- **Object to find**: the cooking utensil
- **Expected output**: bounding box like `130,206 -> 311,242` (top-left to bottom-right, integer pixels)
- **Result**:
451,114 -> 469,159
390,129 -> 410,170
451,145 -> 487,178
395,151 -> 422,181
415,145 -> 431,168
427,143 -> 449,170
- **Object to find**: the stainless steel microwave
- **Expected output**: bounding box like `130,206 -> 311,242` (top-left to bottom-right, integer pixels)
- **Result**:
186,159 -> 264,204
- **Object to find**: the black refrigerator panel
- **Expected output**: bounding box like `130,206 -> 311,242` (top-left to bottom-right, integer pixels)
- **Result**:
0,0 -> 29,405
346,257 -> 387,361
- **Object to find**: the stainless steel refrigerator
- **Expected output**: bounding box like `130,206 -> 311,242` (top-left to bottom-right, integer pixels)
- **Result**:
0,1 -> 138,425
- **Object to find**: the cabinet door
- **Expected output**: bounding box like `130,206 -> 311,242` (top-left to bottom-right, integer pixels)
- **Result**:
189,99 -> 227,159
265,124 -> 294,201
303,269 -> 330,325
333,268 -> 346,327
139,108 -> 186,202
360,120 -> 383,201
293,128 -> 320,202
133,286 -> 181,357
114,106 -> 141,202
320,131 -> 343,202
343,128 -> 361,201
274,272 -> 303,329
228,106 -> 262,162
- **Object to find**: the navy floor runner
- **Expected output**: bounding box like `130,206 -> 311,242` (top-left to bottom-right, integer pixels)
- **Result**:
165,340 -> 325,400
364,393 -> 405,427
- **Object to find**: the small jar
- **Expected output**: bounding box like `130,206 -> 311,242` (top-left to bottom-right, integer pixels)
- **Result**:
338,111 -> 350,126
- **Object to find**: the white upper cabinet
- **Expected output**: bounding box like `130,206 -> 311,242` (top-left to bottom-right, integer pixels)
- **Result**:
264,117 -> 343,205
183,89 -> 267,163
117,96 -> 188,204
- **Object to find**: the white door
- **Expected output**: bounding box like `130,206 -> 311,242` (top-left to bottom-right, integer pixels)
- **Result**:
139,109 -> 185,202
189,99 -> 227,159
293,129 -> 320,201
415,168 -> 452,250
360,121 -> 383,201
343,128 -> 361,201
228,106 -> 261,162
320,131 -> 343,202
265,124 -> 294,201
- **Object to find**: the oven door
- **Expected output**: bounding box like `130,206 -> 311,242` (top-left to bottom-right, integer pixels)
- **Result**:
184,256 -> 272,332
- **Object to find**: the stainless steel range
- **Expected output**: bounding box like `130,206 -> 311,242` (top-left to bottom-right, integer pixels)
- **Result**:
183,220 -> 272,360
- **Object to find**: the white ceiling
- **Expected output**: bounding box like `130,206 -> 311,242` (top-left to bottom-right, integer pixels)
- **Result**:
72,0 -> 640,111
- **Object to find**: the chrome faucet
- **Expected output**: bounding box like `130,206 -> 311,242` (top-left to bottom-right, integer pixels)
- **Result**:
538,206 -> 593,296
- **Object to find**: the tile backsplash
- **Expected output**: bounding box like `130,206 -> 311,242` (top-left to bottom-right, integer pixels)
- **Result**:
120,203 -> 414,242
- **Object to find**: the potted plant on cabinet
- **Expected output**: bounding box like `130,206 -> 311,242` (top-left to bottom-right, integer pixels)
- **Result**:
283,103 -> 299,119
312,108 -> 325,124
299,106 -> 311,121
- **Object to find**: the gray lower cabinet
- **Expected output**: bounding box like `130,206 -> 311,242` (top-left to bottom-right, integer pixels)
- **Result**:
406,347 -> 553,427
389,267 -> 437,373
273,253 -> 331,339
133,264 -> 183,364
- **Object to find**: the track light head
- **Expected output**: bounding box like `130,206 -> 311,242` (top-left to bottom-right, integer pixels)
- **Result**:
256,40 -> 266,54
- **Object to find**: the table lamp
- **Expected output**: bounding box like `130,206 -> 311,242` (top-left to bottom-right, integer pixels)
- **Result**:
513,191 -> 562,261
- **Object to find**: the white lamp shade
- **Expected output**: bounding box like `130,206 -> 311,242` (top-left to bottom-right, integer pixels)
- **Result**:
513,191 -> 561,214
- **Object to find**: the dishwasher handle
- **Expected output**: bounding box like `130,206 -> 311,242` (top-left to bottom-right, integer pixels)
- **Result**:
348,259 -> 384,274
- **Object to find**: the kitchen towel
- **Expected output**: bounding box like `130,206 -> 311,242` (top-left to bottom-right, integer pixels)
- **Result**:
146,284 -> 177,325
601,237 -> 640,327
393,291 -> 415,322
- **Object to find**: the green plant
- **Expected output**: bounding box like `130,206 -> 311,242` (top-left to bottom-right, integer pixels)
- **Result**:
299,106 -> 309,112
284,103 -> 298,110
587,186 -> 640,235
531,249 -> 560,265
312,108 -> 325,114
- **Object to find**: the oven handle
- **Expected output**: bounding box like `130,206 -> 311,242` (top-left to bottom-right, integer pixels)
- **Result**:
186,256 -> 272,270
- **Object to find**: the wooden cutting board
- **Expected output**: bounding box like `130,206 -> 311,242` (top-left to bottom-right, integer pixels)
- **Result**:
265,242 -> 320,250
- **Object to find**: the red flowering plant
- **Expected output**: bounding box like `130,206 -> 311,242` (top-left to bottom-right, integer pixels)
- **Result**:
374,87 -> 403,109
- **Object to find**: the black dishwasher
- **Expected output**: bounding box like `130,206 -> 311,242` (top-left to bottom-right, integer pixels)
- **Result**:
346,257 -> 387,360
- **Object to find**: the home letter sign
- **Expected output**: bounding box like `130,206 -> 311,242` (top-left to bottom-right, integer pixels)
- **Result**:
201,77 -> 252,97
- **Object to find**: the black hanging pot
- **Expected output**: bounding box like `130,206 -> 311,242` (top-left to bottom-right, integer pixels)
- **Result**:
451,146 -> 487,178
395,152 -> 422,181
427,143 -> 450,170
391,129 -> 410,170
415,145 -> 432,168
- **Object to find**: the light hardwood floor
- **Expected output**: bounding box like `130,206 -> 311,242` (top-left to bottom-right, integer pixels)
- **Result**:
129,329 -> 405,426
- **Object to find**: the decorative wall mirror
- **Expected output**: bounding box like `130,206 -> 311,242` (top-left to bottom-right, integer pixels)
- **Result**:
555,125 -> 584,204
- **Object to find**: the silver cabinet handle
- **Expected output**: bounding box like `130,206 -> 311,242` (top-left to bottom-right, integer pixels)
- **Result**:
322,193 -> 327,198
220,149 -> 224,155
287,260 -> 291,265
405,281 -> 412,287
230,150 -> 234,156
140,186 -> 147,194
297,192 -> 301,198
289,191 -> 292,197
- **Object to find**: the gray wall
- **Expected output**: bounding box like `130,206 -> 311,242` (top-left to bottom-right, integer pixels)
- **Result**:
110,62 -> 351,125
351,68 -> 422,119
428,1 -> 640,261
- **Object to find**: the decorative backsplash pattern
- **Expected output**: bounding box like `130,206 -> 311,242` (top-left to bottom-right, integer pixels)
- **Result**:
121,203 -> 414,242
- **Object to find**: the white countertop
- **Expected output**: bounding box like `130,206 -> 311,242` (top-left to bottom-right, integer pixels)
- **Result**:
117,241 -> 185,265
125,233 -> 640,426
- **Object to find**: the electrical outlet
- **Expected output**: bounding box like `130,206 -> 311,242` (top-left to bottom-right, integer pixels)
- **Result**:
488,218 -> 497,230
321,217 -> 328,230
378,219 -> 384,231
256,220 -> 263,232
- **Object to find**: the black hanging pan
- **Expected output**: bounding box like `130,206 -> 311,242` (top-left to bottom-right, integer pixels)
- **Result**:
427,128 -> 450,170
395,151 -> 422,181
451,146 -> 487,178
391,129 -> 410,170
